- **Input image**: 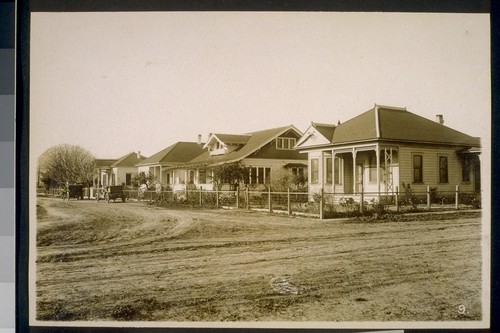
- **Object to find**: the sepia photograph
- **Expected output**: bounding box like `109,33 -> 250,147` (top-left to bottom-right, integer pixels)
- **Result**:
28,9 -> 490,330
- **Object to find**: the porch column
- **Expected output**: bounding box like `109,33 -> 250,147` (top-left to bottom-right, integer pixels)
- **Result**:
319,151 -> 325,188
352,148 -> 357,194
376,144 -> 381,197
332,150 -> 336,195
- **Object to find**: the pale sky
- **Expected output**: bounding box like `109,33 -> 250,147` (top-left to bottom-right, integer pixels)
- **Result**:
30,12 -> 490,159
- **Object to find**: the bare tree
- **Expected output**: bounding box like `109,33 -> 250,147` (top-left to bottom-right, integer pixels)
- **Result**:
38,144 -> 96,187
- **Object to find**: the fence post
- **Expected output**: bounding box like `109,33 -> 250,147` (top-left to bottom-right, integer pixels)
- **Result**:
455,185 -> 459,210
427,186 -> 431,210
268,186 -> 273,213
246,186 -> 250,210
199,187 -> 202,206
236,187 -> 240,209
395,186 -> 399,212
287,187 -> 292,216
216,187 -> 219,208
319,187 -> 324,219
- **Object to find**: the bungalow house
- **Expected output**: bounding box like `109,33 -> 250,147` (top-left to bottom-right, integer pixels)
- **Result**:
295,104 -> 481,201
111,151 -> 147,186
94,151 -> 147,187
135,142 -> 206,187
174,125 -> 308,190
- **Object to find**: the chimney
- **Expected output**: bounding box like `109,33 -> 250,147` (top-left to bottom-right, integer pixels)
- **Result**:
436,114 -> 444,125
197,134 -> 202,145
136,151 -> 141,159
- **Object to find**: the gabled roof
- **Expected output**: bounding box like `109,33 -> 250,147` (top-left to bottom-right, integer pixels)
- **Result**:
186,125 -> 303,167
111,152 -> 147,167
136,142 -> 205,166
212,134 -> 251,145
312,123 -> 336,141
297,105 -> 480,148
95,159 -> 117,168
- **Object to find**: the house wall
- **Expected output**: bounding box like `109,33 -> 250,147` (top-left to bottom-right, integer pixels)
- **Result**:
398,144 -> 475,195
242,158 -> 306,186
112,166 -> 139,186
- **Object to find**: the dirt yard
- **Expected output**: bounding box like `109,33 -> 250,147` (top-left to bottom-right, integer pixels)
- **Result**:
35,197 -> 483,323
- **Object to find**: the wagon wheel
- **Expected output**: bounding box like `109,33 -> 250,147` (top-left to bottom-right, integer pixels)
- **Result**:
105,192 -> 110,203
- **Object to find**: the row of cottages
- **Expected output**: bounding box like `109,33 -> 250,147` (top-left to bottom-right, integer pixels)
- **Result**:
295,105 -> 481,200
136,125 -> 307,191
94,152 -> 147,187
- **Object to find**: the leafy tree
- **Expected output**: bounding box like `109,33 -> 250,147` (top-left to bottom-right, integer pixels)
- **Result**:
38,144 -> 96,187
271,168 -> 308,192
209,162 -> 248,190
133,172 -> 156,188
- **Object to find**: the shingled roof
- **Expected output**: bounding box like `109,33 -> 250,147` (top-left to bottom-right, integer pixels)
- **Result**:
186,125 -> 303,167
111,152 -> 147,167
136,142 -> 205,167
309,105 -> 480,147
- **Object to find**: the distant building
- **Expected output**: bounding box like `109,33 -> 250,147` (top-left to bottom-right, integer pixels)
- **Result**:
135,142 -> 206,186
95,151 -> 146,187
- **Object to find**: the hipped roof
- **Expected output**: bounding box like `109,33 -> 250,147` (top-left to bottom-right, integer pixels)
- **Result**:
309,105 -> 480,147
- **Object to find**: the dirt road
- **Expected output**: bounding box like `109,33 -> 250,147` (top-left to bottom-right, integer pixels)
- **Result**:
35,197 -> 483,323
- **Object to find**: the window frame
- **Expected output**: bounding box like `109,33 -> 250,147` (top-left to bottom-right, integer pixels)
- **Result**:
311,158 -> 319,184
276,137 -> 297,150
413,154 -> 423,183
438,155 -> 449,184
325,157 -> 332,184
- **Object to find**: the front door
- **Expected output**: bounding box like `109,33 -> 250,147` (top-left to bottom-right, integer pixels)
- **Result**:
356,164 -> 363,193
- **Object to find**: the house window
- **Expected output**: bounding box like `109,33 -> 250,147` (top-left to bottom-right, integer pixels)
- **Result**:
369,156 -> 377,182
326,158 -> 332,184
276,137 -> 296,150
125,173 -> 132,186
311,158 -> 319,184
439,156 -> 448,183
247,167 -> 271,184
199,169 -> 206,184
413,155 -> 423,183
334,157 -> 342,184
462,158 -> 471,182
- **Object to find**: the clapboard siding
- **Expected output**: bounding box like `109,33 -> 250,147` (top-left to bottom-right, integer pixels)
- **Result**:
398,145 -> 474,193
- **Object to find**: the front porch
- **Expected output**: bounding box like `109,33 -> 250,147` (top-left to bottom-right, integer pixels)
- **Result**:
309,144 -> 399,202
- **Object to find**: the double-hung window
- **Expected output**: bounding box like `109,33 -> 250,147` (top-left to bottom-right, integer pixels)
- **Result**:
413,155 -> 423,183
